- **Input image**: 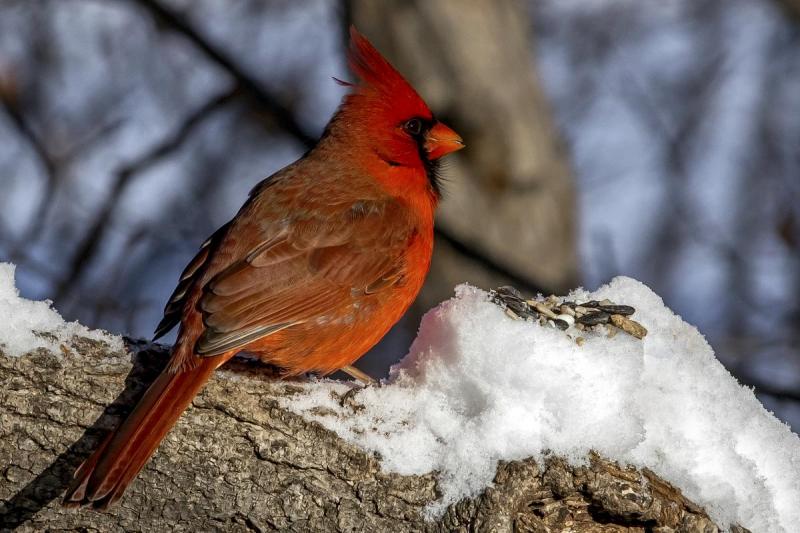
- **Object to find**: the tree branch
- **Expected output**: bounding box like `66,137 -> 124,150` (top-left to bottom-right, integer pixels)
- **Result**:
53,87 -> 238,303
136,0 -> 316,148
0,87 -> 59,243
435,226 -> 547,295
0,336 -> 730,531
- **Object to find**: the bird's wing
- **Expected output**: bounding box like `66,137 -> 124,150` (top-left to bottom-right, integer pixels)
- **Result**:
153,222 -> 230,341
192,198 -> 415,357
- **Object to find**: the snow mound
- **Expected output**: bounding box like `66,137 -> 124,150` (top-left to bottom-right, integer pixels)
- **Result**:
0,263 -> 122,356
285,277 -> 800,532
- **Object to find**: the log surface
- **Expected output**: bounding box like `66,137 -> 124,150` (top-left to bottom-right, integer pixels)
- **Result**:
0,336 -> 729,532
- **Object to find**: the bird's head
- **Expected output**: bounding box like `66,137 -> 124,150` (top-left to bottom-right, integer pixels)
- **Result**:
326,27 -> 464,197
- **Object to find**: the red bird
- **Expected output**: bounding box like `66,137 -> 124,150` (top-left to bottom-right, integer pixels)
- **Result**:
63,27 -> 463,508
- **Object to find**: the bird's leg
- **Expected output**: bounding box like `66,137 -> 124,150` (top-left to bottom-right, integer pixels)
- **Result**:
340,365 -> 377,385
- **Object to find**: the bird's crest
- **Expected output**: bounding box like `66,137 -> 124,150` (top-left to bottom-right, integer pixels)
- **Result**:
346,26 -> 432,119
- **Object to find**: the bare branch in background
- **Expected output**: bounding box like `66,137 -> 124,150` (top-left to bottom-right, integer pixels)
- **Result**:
0,81 -> 58,238
136,0 -> 317,149
434,226 -> 547,295
84,224 -> 150,327
620,55 -> 744,272
53,87 -> 240,303
23,116 -> 128,246
1,92 -> 126,255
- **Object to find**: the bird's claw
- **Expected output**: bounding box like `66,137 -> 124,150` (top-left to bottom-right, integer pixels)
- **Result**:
338,365 -> 378,410
339,386 -> 366,410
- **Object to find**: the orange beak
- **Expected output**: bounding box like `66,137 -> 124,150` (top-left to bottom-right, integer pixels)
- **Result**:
424,121 -> 464,160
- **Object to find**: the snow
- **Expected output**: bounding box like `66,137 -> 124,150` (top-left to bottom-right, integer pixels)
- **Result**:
0,263 -> 122,356
284,277 -> 800,532
1,258 -> 797,530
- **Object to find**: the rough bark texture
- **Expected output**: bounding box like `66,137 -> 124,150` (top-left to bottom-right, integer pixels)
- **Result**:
0,335 -> 739,532
348,0 -> 579,304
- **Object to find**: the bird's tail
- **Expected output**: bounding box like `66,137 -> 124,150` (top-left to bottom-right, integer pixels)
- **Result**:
63,355 -> 218,509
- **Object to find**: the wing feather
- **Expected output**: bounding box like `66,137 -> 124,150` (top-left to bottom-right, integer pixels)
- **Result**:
153,222 -> 229,340
196,323 -> 292,355
193,199 -> 414,358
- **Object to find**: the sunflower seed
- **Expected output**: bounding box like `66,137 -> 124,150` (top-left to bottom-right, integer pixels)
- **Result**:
505,299 -> 528,315
577,311 -> 610,326
598,304 -> 635,316
497,285 -> 524,300
553,319 -> 569,330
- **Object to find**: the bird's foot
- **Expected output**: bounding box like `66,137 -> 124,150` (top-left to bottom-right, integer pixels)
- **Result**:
338,365 -> 377,410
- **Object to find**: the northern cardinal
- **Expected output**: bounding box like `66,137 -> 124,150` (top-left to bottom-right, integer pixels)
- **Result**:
63,27 -> 463,508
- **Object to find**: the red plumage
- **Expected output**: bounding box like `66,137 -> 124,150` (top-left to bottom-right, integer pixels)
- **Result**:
348,27 -> 430,113
63,26 -> 463,508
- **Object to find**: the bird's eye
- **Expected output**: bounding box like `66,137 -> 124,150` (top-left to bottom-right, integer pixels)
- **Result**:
403,118 -> 423,136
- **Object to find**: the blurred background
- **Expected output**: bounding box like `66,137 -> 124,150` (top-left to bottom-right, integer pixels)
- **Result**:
0,1 -> 798,427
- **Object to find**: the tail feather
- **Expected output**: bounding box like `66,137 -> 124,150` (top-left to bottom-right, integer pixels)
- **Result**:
63,358 -> 217,508
61,432 -> 115,507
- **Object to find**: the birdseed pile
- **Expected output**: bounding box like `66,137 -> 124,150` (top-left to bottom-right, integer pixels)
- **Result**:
489,285 -> 648,342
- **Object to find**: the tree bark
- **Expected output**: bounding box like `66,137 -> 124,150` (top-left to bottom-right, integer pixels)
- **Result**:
1,336 -> 733,532
347,0 -> 579,306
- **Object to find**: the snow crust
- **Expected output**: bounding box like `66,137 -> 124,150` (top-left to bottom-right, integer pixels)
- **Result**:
0,263 -> 122,356
285,277 -> 800,531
